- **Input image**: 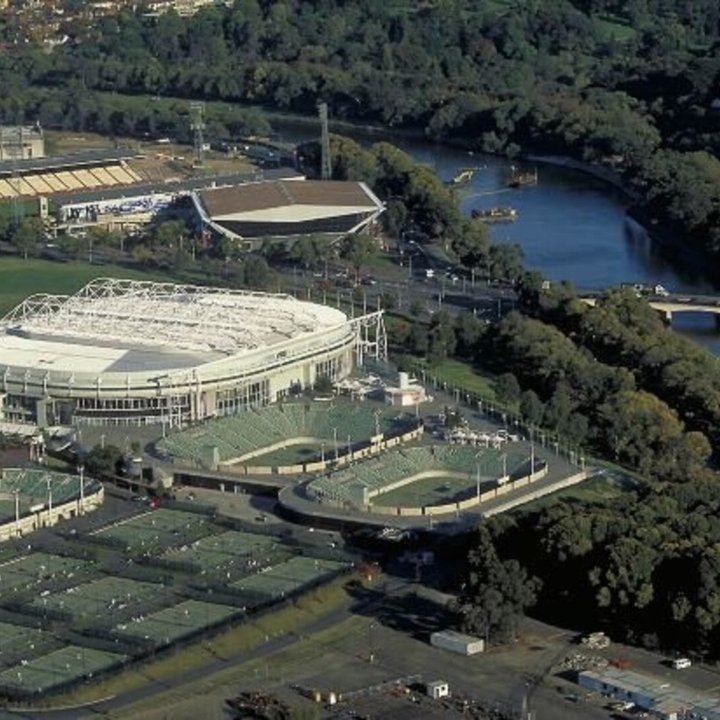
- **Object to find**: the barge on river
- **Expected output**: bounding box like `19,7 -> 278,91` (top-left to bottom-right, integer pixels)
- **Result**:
472,206 -> 518,223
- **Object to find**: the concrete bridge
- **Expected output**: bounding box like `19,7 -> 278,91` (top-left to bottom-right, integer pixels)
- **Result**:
581,292 -> 720,328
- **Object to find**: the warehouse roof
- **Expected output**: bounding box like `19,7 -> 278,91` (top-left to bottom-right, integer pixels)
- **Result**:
199,179 -> 382,219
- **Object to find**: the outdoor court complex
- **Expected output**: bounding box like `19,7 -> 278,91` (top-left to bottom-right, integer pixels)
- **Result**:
0,278 -> 386,429
0,506 -> 350,700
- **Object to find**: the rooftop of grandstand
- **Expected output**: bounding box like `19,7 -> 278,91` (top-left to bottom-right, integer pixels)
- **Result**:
157,400 -> 417,464
0,278 -> 348,364
51,167 -> 303,206
0,149 -> 138,177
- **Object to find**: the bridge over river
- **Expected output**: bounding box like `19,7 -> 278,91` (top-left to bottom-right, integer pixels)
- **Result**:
582,291 -> 720,328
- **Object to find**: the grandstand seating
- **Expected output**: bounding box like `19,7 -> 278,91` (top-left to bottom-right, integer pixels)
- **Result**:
158,401 -> 415,465
0,469 -> 86,510
308,445 -> 528,506
0,161 -> 144,200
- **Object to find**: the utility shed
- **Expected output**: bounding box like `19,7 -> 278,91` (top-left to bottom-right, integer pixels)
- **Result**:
430,630 -> 484,656
426,680 -> 449,699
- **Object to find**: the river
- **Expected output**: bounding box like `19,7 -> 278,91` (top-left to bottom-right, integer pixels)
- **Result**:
272,121 -> 720,353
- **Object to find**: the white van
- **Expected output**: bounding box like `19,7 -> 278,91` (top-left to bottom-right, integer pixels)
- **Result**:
672,657 -> 692,670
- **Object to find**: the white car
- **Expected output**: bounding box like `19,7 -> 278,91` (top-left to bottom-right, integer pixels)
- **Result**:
672,657 -> 692,670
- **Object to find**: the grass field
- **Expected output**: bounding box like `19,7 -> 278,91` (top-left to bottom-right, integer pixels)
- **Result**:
376,474 -> 494,507
593,13 -> 637,42
251,443 -> 325,466
0,258 -> 173,317
412,357 -> 498,401
519,471 -> 630,513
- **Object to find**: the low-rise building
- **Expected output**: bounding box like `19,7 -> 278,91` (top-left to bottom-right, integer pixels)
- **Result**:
578,667 -> 720,720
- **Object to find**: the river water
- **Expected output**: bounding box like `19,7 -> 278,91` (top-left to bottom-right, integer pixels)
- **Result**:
273,121 -> 720,352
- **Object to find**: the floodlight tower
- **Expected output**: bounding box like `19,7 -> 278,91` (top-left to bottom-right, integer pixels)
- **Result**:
318,102 -> 331,180
190,102 -> 206,168
11,115 -> 25,227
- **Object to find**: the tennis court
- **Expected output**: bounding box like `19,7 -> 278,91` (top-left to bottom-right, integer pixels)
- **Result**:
29,576 -> 167,621
0,646 -> 121,695
114,599 -> 239,648
0,622 -> 55,668
0,553 -> 93,596
231,556 -> 348,599
94,508 -> 214,551
161,530 -> 290,575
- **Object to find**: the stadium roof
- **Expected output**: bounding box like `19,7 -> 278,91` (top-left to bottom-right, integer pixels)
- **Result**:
198,179 -> 383,223
0,149 -> 138,177
0,278 -> 349,373
52,167 -> 304,206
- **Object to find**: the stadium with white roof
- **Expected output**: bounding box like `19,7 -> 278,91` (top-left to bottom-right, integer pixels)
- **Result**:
0,278 -> 386,428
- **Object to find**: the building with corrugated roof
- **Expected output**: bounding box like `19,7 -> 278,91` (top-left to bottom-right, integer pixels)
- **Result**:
192,179 -> 385,250
578,666 -> 720,720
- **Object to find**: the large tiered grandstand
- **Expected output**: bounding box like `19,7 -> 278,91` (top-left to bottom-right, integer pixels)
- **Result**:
157,401 -> 417,467
0,279 -> 386,429
308,445 -> 531,508
0,468 -> 103,540
0,150 -> 143,199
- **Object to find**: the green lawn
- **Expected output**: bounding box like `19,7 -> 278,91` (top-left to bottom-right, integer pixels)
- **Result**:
518,472 -> 627,513
251,442 -> 325,465
376,474 -> 490,508
593,14 -> 637,42
0,258 -> 173,316
412,357 -> 498,401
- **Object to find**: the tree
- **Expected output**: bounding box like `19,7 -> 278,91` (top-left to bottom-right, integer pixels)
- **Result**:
495,373 -> 521,406
427,311 -> 456,364
520,389 -> 544,426
149,219 -> 188,250
242,254 -> 272,289
340,233 -> 377,283
290,235 -> 330,271
598,390 -> 686,474
10,217 -> 43,260
451,220 -> 489,270
456,525 -> 540,644
487,243 -> 524,282
84,444 -> 123,476
454,312 -> 485,358
313,374 -> 334,394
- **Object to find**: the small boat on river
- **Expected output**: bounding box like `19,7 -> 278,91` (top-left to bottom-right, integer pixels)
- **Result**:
507,165 -> 538,188
472,207 -> 518,223
446,167 -> 476,187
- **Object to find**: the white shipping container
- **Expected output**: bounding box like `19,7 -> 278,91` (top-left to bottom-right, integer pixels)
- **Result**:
430,630 -> 484,655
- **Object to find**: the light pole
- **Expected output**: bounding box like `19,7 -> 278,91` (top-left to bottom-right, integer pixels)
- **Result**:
368,622 -> 375,663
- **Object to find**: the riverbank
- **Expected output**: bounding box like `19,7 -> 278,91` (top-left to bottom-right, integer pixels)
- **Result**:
523,153 -> 636,200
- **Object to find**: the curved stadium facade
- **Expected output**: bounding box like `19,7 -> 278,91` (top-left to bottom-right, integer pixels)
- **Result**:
0,279 -> 385,428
